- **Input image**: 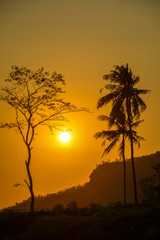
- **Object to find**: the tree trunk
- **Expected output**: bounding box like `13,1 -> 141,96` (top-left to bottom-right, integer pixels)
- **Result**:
130,130 -> 138,204
127,98 -> 138,205
122,133 -> 126,206
25,145 -> 34,212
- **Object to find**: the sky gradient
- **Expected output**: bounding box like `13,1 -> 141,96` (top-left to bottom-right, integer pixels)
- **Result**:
0,0 -> 160,209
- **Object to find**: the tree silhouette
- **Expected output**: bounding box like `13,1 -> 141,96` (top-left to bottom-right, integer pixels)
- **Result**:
0,66 -> 84,212
97,64 -> 150,204
94,111 -> 144,205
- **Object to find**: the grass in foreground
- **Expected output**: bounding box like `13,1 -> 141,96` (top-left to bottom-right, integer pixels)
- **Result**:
0,204 -> 160,240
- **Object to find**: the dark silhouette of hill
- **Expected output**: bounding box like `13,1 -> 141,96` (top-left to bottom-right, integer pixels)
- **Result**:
4,151 -> 160,211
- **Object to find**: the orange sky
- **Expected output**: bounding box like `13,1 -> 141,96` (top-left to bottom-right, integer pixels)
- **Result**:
0,0 -> 160,209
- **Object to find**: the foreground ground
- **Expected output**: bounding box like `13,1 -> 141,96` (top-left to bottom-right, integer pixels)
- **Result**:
0,204 -> 160,240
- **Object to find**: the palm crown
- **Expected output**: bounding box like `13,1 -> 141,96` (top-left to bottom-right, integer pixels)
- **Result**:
94,114 -> 144,158
97,64 -> 150,121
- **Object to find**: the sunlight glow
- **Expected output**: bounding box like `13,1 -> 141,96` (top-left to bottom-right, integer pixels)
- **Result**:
59,132 -> 71,143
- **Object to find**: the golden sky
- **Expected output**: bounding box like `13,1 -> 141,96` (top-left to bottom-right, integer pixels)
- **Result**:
0,0 -> 160,209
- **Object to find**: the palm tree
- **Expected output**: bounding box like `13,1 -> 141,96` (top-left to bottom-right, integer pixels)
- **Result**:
97,64 -> 150,204
94,113 -> 144,205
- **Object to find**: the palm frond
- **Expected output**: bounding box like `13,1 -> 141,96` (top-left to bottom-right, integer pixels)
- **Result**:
123,130 -> 131,138
116,106 -> 126,126
101,140 -> 106,146
110,70 -> 122,84
106,131 -> 121,141
103,74 -> 109,80
99,88 -> 104,93
102,137 -> 119,158
97,91 -> 119,109
136,89 -> 150,95
133,76 -> 140,85
110,96 -> 124,119
131,96 -> 140,118
97,115 -> 116,129
131,120 -> 144,129
132,132 -> 145,142
108,117 -> 117,128
97,115 -> 111,122
132,136 -> 141,148
94,130 -> 117,140
136,96 -> 147,112
104,84 -> 119,91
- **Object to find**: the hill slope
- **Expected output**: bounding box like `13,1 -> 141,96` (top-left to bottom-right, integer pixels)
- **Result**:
4,151 -> 160,211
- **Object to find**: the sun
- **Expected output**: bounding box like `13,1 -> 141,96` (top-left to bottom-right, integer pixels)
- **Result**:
59,132 -> 71,143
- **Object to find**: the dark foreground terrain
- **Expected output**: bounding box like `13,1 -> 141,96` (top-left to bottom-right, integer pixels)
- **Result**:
0,204 -> 160,240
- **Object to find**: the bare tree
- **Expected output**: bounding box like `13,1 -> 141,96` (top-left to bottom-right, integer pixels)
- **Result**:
0,66 -> 85,212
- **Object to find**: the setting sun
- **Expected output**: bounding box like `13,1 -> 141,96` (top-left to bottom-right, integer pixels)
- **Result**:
59,132 -> 71,143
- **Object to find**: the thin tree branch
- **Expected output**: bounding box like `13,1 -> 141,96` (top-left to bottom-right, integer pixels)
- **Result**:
15,109 -> 26,143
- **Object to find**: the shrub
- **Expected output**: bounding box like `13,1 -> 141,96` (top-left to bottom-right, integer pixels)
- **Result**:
52,203 -> 64,214
66,201 -> 78,212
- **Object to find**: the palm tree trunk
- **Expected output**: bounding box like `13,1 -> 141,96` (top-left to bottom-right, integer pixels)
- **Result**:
122,133 -> 126,206
127,98 -> 138,205
130,131 -> 138,204
25,145 -> 34,212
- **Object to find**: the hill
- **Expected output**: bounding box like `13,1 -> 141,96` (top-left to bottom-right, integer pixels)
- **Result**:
4,151 -> 160,211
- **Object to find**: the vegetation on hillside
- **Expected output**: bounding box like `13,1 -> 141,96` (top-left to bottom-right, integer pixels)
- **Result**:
3,151 -> 160,212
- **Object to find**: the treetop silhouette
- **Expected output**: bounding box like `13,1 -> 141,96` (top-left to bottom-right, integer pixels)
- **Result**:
0,65 -> 85,212
95,63 -> 150,205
